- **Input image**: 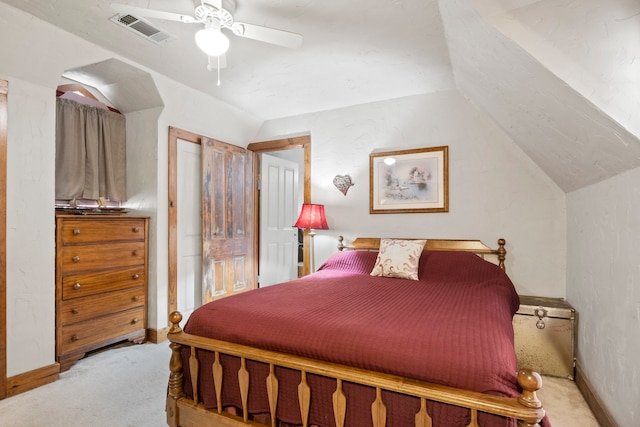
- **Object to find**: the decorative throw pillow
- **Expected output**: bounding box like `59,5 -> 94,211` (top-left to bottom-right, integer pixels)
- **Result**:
370,238 -> 427,280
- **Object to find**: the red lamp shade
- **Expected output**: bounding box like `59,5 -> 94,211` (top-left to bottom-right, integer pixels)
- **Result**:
294,204 -> 329,230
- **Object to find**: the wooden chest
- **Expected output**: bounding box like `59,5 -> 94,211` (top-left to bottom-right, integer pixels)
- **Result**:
55,214 -> 149,371
513,295 -> 576,379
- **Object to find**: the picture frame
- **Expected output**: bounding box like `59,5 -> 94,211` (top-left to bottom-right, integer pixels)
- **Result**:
370,146 -> 448,214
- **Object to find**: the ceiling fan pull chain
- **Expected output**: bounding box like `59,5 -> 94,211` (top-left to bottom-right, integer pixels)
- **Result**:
206,55 -> 222,86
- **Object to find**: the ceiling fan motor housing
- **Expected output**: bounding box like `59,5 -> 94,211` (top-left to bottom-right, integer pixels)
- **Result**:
197,0 -> 236,26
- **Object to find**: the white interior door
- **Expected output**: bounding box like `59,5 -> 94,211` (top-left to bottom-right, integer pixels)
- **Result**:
177,139 -> 202,319
259,153 -> 299,287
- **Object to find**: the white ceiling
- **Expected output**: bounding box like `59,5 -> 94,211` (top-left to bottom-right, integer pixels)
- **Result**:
3,0 -> 640,192
1,0 -> 454,121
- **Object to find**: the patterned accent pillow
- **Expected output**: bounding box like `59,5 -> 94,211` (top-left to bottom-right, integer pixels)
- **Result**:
370,238 -> 427,280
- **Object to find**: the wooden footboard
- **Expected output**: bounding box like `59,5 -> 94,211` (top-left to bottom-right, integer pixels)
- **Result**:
166,312 -> 545,427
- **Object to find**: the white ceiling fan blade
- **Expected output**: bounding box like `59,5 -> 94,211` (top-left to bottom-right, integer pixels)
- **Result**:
232,22 -> 303,49
111,3 -> 199,24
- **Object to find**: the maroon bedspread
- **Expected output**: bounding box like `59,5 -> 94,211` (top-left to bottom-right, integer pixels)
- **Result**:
182,250 -> 537,427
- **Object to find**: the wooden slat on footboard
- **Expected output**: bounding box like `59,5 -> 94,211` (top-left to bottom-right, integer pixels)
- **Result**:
166,312 -> 545,427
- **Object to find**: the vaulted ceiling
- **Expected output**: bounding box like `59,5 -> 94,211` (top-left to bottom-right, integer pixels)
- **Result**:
2,0 -> 639,192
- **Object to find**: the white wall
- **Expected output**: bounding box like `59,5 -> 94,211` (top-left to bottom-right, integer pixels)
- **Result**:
567,169 -> 640,427
441,0 -> 640,194
0,0 -> 112,376
255,91 -> 566,297
4,77 -> 57,376
482,0 -> 640,139
0,2 -> 261,377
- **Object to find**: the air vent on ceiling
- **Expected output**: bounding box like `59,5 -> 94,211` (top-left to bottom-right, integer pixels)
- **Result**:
110,13 -> 175,44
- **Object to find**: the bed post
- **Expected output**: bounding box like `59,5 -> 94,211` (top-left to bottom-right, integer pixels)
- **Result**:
166,311 -> 185,427
516,369 -> 544,427
497,238 -> 507,272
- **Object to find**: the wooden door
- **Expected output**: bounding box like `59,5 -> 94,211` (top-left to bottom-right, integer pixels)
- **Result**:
201,138 -> 255,302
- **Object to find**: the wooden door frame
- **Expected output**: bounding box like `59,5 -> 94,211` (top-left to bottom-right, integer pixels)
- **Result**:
1,79 -> 8,399
167,130 -> 311,333
247,136 -> 311,276
167,127 -> 203,330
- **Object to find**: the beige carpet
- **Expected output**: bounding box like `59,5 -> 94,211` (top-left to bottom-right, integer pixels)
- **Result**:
538,375 -> 600,427
0,343 -> 169,427
0,342 -> 599,426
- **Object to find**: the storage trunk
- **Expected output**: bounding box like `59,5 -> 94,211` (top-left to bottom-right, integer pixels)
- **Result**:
513,295 -> 576,379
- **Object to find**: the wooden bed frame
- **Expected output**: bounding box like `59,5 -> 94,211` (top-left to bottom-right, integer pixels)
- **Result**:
166,237 -> 545,427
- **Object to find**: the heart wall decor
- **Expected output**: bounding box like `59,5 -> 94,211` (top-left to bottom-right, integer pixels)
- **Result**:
333,174 -> 354,196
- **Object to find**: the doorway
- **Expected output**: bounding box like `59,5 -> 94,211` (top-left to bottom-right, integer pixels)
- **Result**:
167,127 -> 203,331
167,130 -> 310,325
258,152 -> 301,287
247,136 -> 311,276
176,138 -> 202,319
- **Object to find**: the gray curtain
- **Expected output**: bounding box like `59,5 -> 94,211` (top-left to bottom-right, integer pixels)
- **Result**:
55,97 -> 127,202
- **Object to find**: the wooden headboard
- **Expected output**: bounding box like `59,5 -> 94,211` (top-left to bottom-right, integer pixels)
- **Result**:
337,236 -> 507,272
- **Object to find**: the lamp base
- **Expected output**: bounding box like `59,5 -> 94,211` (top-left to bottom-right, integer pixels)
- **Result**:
309,230 -> 316,272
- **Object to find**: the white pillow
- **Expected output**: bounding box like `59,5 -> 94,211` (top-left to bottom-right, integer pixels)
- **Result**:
370,238 -> 427,280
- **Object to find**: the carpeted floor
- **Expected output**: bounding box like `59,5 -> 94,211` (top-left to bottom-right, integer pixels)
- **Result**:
0,343 -> 169,427
0,342 -> 599,426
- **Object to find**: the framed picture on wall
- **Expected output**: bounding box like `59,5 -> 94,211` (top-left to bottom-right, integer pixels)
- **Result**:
370,146 -> 448,214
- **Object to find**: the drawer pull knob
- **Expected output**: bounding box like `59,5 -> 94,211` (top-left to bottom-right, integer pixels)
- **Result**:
73,283 -> 81,290
132,296 -> 139,302
72,256 -> 80,263
72,229 -> 81,235
131,318 -> 139,324
133,227 -> 140,233
71,334 -> 79,341
71,308 -> 79,315
132,250 -> 139,257
132,274 -> 140,280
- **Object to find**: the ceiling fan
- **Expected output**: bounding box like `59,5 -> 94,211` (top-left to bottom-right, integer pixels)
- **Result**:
111,0 -> 303,78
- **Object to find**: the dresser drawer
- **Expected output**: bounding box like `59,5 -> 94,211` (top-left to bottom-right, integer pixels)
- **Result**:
62,266 -> 145,300
59,218 -> 146,244
59,307 -> 145,354
59,241 -> 146,273
59,287 -> 145,325
55,215 -> 149,370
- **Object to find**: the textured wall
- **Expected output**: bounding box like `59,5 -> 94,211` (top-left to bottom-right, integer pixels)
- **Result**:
441,0 -> 640,193
483,0 -> 640,138
567,169 -> 640,427
0,1 -> 110,376
0,2 -> 262,376
4,78 -> 56,376
255,91 -> 566,298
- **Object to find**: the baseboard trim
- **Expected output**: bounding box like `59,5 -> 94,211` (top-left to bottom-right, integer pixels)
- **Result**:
6,363 -> 59,397
147,326 -> 169,343
575,363 -> 618,427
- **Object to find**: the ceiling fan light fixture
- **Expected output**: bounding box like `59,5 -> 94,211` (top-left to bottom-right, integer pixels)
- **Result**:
195,27 -> 230,56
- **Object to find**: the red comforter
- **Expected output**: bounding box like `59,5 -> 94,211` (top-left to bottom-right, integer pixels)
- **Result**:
182,250 -> 538,426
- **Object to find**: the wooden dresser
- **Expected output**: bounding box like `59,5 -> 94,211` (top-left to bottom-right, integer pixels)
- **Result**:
55,214 -> 149,371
